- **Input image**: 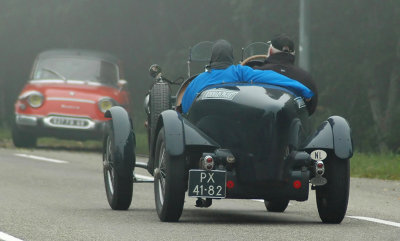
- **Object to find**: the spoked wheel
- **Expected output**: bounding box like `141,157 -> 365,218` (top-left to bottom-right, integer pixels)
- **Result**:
103,125 -> 134,210
264,199 -> 289,212
316,156 -> 350,223
154,127 -> 186,222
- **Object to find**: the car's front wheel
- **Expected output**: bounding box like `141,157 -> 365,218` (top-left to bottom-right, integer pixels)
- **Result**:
316,155 -> 350,223
103,122 -> 134,210
12,124 -> 37,148
154,127 -> 186,222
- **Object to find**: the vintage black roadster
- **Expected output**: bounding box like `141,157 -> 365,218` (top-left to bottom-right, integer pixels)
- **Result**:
102,41 -> 353,223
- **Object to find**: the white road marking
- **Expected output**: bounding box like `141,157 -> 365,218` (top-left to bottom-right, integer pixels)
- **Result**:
135,174 -> 154,181
0,231 -> 24,241
14,153 -> 68,164
347,216 -> 400,228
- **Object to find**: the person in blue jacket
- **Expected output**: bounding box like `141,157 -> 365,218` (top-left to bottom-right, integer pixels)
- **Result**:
181,39 -> 314,114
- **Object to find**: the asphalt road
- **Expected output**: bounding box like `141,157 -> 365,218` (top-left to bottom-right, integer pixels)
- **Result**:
0,147 -> 399,241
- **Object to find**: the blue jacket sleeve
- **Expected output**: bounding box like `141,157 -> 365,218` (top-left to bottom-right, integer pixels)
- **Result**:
240,66 -> 314,99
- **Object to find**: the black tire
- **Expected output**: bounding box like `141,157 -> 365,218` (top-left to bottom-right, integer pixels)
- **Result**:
103,121 -> 134,210
148,82 -> 171,173
264,199 -> 289,212
154,127 -> 186,222
12,124 -> 37,148
316,156 -> 350,223
150,82 -> 171,139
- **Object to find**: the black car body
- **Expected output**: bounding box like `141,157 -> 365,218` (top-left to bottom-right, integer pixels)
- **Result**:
102,41 -> 353,223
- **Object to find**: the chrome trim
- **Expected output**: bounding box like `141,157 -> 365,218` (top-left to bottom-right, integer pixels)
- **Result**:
15,114 -> 38,126
46,97 -> 95,104
29,79 -> 102,86
43,115 -> 96,130
19,90 -> 43,100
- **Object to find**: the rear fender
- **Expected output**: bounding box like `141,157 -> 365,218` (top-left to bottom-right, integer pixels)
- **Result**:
304,116 -> 353,159
104,106 -> 136,175
288,118 -> 302,150
151,110 -> 219,160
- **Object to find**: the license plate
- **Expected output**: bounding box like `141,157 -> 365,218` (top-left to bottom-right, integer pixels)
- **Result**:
50,117 -> 88,127
188,170 -> 226,198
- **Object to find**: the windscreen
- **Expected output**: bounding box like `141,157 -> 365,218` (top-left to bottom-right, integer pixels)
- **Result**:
242,42 -> 269,60
33,57 -> 119,84
190,41 -> 213,62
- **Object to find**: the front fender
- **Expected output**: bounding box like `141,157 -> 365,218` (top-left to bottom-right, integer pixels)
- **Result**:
303,116 -> 353,159
105,106 -> 136,175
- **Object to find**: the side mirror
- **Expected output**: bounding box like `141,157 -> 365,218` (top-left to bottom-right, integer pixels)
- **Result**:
149,64 -> 162,78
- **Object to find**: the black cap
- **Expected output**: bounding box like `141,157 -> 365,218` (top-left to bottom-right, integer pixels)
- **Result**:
269,34 -> 295,53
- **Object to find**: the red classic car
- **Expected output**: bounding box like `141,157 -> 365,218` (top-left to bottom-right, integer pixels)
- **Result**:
12,49 -> 132,148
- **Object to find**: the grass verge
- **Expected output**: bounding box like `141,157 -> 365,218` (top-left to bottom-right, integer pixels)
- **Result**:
350,152 -> 400,180
0,127 -> 149,154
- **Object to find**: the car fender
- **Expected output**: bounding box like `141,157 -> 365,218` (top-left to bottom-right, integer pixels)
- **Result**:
105,106 -> 135,175
154,110 -> 219,158
288,118 -> 302,150
304,116 -> 353,159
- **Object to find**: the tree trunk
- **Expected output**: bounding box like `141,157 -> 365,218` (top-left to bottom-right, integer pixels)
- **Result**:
368,37 -> 400,152
0,78 -> 6,127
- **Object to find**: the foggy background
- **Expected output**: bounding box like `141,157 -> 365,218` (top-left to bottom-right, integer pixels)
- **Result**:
0,0 -> 399,152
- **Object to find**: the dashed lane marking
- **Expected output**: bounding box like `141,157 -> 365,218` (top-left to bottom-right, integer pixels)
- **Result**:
347,216 -> 400,228
14,153 -> 68,164
0,231 -> 24,241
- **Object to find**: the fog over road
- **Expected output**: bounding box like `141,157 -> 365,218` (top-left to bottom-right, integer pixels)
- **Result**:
0,148 -> 399,241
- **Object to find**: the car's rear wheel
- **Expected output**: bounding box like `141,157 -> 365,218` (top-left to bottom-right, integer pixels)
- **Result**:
103,122 -> 134,210
12,124 -> 36,148
264,199 -> 289,212
154,127 -> 186,222
316,155 -> 350,223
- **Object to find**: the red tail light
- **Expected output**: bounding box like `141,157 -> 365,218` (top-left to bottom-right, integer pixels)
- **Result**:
227,180 -> 235,189
293,180 -> 302,189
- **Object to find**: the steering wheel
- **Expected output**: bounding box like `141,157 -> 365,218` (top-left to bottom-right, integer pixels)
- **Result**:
241,55 -> 268,66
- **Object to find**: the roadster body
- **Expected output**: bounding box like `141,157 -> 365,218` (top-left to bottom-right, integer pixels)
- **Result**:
102,41 -> 353,223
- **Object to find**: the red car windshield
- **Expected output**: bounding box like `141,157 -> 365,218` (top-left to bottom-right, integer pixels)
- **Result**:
33,57 -> 119,84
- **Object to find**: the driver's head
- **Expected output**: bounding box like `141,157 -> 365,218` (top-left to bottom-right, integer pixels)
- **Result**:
209,39 -> 234,69
267,34 -> 295,56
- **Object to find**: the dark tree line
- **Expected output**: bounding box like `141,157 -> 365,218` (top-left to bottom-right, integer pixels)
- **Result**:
0,0 -> 398,152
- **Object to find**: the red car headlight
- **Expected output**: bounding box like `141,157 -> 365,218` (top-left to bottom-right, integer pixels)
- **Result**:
98,97 -> 117,113
19,91 -> 44,108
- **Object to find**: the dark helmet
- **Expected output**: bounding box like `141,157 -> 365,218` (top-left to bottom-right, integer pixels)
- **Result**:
209,39 -> 234,69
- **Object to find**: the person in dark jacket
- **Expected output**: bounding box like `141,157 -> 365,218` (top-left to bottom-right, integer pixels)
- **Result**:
254,34 -> 318,115
181,39 -> 314,113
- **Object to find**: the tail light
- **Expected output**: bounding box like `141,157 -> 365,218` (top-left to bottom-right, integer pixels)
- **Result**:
200,155 -> 214,170
315,160 -> 325,176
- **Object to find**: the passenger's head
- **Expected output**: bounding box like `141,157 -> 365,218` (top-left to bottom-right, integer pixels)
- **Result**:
209,39 -> 234,69
267,34 -> 295,56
